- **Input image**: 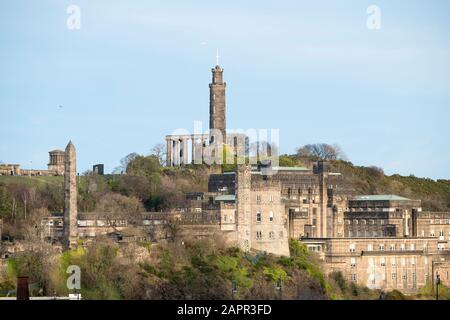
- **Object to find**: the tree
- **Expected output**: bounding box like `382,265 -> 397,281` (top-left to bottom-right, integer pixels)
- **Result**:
296,143 -> 346,161
114,153 -> 140,174
126,155 -> 161,179
151,144 -> 166,166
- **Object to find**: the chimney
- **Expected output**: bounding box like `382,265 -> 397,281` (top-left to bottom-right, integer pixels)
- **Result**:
16,276 -> 30,300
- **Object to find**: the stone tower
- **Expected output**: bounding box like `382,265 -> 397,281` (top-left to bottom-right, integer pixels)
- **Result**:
63,141 -> 78,250
236,165 -> 252,252
209,65 -> 226,144
48,150 -> 65,175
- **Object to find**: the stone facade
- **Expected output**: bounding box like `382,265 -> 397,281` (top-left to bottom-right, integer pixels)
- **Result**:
209,65 -> 226,143
0,149 -> 66,176
302,237 -> 450,294
48,150 -> 65,175
344,196 -> 422,238
63,141 -> 78,250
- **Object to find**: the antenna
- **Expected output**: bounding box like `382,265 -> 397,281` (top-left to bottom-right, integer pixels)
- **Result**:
216,48 -> 220,66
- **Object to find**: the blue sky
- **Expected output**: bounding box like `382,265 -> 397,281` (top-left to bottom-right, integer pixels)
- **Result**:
1,1 -> 449,178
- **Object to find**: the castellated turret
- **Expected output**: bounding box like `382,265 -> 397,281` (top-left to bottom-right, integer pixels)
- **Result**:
63,141 -> 78,250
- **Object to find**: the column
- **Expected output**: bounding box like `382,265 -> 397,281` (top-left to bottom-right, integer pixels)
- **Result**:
166,138 -> 172,166
183,138 -> 189,165
174,139 -> 180,166
179,138 -> 185,166
172,140 -> 177,166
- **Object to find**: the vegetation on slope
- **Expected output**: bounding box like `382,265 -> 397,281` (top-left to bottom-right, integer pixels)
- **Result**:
1,238 -> 387,300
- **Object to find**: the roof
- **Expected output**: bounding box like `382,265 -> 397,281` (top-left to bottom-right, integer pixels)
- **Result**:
251,166 -> 310,172
273,166 -> 310,171
352,195 -> 412,201
49,150 -> 65,154
215,195 -> 236,202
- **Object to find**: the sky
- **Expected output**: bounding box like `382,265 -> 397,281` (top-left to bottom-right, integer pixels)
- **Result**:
0,0 -> 449,179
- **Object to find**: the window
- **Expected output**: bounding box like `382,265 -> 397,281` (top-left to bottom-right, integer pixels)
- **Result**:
269,211 -> 274,222
445,219 -> 450,225
367,244 -> 373,252
392,273 -> 397,280
362,220 -> 367,225
349,243 -> 356,252
391,258 -> 396,267
381,258 -> 386,267
400,244 -> 405,251
351,274 -> 357,282
370,219 -> 375,225
390,244 -> 396,251
256,212 -> 262,223
379,244 -> 385,251
435,219 -> 440,224
430,230 -> 435,237
279,231 -> 284,238
402,274 -> 407,280
438,243 -> 445,251
410,244 -> 415,251
256,195 -> 261,202
350,258 -> 356,267
256,231 -> 262,240
223,215 -> 227,222
380,220 -> 385,225
354,219 -> 359,225
269,231 -> 275,239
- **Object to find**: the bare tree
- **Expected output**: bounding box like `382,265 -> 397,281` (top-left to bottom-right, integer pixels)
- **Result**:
114,153 -> 140,174
150,144 -> 166,166
296,143 -> 346,161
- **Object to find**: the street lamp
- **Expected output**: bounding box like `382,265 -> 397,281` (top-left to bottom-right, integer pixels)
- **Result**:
436,273 -> 441,301
276,278 -> 283,300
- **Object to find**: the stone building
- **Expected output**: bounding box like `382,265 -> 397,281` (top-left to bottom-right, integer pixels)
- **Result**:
344,195 -> 422,238
209,65 -> 226,144
302,237 -> 450,294
48,150 -> 65,175
0,164 -> 21,176
165,64 -> 247,167
0,148 -> 66,176
208,162 -> 353,240
30,63 -> 450,295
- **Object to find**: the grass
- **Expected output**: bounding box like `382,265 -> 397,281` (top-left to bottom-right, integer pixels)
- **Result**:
0,175 -> 64,187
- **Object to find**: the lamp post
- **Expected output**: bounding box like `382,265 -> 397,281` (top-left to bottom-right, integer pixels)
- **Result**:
276,278 -> 282,300
231,280 -> 237,300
